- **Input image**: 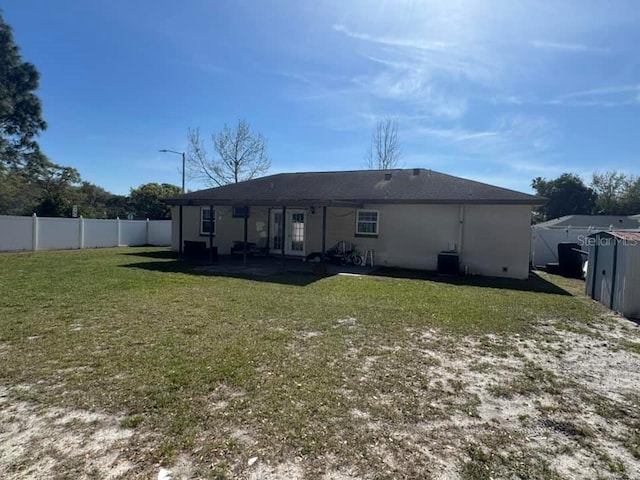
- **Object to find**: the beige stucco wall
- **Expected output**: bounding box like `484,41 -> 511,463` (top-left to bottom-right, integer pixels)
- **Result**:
461,205 -> 532,279
171,203 -> 533,279
170,206 -> 269,255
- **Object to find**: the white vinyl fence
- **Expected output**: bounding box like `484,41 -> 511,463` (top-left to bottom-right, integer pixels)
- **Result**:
0,214 -> 171,252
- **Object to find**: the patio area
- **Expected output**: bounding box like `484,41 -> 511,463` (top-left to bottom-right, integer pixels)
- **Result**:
192,254 -> 377,278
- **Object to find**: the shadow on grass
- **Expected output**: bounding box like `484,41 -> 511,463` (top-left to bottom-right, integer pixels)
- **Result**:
374,267 -> 573,296
121,249 -> 178,260
120,250 -> 573,294
120,257 -> 322,287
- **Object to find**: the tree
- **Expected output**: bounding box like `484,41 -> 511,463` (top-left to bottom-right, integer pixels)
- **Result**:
531,173 -> 596,221
129,183 -> 181,219
0,152 -> 81,216
365,117 -> 402,170
591,171 -> 628,215
28,155 -> 81,217
621,177 -> 640,215
73,182 -> 128,219
0,166 -> 33,215
0,14 -> 47,167
187,120 -> 271,187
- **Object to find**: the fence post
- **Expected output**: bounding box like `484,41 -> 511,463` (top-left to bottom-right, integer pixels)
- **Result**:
79,216 -> 85,249
32,213 -> 38,251
116,217 -> 121,246
146,218 -> 150,245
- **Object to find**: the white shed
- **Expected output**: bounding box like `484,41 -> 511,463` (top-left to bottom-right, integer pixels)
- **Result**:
585,231 -> 640,319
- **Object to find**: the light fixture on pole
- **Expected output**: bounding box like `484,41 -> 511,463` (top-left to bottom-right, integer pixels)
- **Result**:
159,149 -> 186,193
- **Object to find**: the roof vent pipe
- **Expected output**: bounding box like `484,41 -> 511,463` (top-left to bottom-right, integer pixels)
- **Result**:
413,168 -> 420,176
384,172 -> 392,181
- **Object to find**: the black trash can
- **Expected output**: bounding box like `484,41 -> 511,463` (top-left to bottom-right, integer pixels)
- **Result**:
557,242 -> 583,278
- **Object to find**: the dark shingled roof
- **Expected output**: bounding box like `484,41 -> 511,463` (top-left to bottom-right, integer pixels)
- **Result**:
165,169 -> 545,206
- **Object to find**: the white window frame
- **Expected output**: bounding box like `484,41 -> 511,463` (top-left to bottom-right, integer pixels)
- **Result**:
200,207 -> 216,235
355,209 -> 379,236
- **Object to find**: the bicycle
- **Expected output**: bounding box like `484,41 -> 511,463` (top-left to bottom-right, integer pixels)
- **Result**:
339,247 -> 363,266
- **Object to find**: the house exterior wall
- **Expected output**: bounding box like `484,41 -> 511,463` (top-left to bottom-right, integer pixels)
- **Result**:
171,206 -> 269,254
462,205 -> 532,279
349,204 -> 461,271
171,203 -> 532,279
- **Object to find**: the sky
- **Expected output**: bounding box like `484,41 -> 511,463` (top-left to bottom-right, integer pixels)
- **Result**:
3,0 -> 640,195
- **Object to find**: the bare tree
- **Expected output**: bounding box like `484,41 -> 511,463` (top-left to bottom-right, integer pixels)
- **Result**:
187,120 -> 271,186
365,117 -> 402,170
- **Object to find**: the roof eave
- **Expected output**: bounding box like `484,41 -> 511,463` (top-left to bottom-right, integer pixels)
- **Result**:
164,198 -> 546,207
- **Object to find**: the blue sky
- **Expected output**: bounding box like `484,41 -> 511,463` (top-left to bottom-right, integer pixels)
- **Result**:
4,0 -> 640,195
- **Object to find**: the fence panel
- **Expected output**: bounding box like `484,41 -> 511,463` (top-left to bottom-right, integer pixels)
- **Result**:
120,221 -> 147,246
148,220 -> 172,246
83,219 -> 119,248
0,215 -> 172,252
38,217 -> 80,251
0,215 -> 34,251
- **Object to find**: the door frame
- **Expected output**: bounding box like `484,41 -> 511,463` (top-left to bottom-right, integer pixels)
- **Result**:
269,208 -> 306,256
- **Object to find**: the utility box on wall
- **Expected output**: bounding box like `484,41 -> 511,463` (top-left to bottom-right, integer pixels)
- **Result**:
585,231 -> 640,319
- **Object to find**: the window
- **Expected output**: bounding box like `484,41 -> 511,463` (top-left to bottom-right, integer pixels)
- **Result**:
356,210 -> 379,236
200,207 -> 215,235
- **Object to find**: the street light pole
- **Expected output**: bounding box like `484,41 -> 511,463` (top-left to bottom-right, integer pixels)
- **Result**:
159,149 -> 186,193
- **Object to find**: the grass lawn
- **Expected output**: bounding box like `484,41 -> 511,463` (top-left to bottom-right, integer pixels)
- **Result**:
1,247 -> 639,479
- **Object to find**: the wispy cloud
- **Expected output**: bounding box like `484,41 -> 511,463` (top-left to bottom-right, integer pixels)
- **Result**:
332,24 -> 497,83
530,40 -> 609,53
401,113 -> 560,176
411,114 -> 555,151
549,85 -> 640,106
332,24 -> 454,52
282,23 -> 496,124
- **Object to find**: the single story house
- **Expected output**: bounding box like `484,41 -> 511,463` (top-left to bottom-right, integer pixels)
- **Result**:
531,215 -> 640,267
585,231 -> 640,319
165,169 -> 545,279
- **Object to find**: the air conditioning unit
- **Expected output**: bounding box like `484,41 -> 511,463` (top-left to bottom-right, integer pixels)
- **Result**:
437,251 -> 459,276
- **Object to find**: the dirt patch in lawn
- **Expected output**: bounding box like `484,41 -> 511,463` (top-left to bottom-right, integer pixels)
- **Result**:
3,311 -> 640,480
0,386 -> 135,479
3,311 -> 640,479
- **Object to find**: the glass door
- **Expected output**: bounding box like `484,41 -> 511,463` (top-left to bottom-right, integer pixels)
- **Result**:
270,209 -> 306,256
288,211 -> 305,255
270,210 -> 283,254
